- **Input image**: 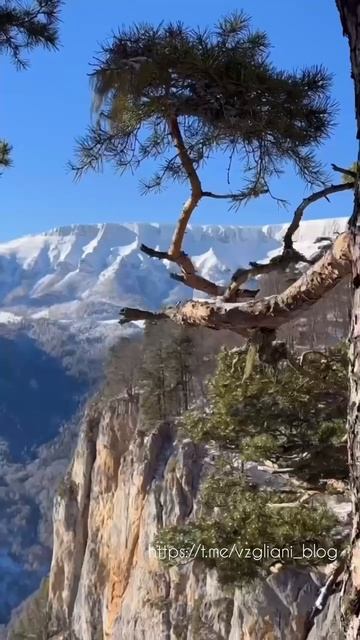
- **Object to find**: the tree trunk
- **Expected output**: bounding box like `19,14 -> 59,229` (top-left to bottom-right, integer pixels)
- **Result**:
120,232 -> 352,333
344,270 -> 360,639
335,2 -> 360,637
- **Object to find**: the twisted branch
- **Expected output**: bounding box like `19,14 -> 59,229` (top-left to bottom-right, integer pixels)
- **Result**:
167,116 -> 202,258
223,180 -> 354,301
139,146 -> 355,303
120,232 -> 352,333
283,181 -> 354,250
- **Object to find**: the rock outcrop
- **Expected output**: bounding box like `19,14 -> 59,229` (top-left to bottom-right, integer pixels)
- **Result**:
47,397 -> 343,640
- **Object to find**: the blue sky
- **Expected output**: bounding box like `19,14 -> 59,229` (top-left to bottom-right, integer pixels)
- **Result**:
0,0 -> 356,241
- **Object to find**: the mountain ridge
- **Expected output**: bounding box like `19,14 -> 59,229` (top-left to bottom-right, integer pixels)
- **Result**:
0,218 -> 348,323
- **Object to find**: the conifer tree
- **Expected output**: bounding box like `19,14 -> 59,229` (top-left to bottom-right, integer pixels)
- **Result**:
140,321 -> 197,423
184,345 -> 348,482
72,12 -> 355,332
140,322 -> 169,422
72,13 -> 351,305
0,0 -> 62,169
156,346 -> 348,584
104,336 -> 143,399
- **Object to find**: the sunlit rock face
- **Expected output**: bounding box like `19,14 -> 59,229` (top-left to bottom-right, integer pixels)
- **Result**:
47,396 -> 344,640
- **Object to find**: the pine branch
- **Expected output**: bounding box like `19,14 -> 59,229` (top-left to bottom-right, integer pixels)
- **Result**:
0,0 -> 62,68
267,491 -> 321,509
0,139 -> 12,171
331,163 -> 357,180
120,232 -> 352,333
119,308 -> 168,325
202,186 -> 268,202
73,16 -> 336,197
283,180 -> 355,250
224,176 -> 355,301
167,116 -> 203,258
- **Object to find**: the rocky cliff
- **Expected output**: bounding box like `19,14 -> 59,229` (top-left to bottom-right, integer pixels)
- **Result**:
47,396 -> 344,640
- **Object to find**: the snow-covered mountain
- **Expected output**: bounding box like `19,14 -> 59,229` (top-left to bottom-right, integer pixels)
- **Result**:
0,218 -> 348,323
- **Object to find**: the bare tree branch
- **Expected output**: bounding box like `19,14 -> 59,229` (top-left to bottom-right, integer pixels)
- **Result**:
140,244 -> 171,261
140,242 -> 260,299
283,181 -> 354,250
201,186 -> 268,201
119,308 -> 168,325
167,116 -> 203,258
140,118 -> 353,306
140,242 -> 227,296
267,491 -> 320,509
331,163 -> 357,180
169,271 -> 226,296
140,175 -> 352,304
141,179 -> 347,303
120,232 -> 352,333
258,466 -> 296,474
223,249 -> 309,302
137,116 -> 236,299
169,271 -> 258,298
223,179 -> 354,302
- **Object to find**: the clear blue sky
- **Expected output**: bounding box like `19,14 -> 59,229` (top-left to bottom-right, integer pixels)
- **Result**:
0,0 -> 356,241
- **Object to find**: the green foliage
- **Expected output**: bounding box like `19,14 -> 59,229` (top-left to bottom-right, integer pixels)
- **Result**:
140,321 -> 196,423
0,139 -> 12,170
103,321 -> 199,422
0,0 -> 61,68
104,336 -> 143,399
155,345 -> 347,584
104,323 -> 243,415
155,471 -> 339,584
0,1 -> 61,171
73,13 -> 334,198
9,578 -> 49,639
183,345 -> 348,480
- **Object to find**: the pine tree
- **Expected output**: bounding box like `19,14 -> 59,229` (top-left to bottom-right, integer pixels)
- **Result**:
72,11 -> 355,334
165,327 -> 195,413
184,345 -> 348,482
140,321 -> 197,423
140,322 -> 169,423
104,336 -> 143,399
74,7 -> 360,631
73,13 -> 334,196
156,346 -> 348,583
0,0 -> 62,169
156,472 -> 339,584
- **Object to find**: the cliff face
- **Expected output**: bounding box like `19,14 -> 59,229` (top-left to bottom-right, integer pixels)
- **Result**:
47,397 -> 343,640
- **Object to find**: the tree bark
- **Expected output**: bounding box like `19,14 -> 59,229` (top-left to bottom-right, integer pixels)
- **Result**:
167,116 -> 202,258
335,2 -> 360,638
120,232 -> 351,333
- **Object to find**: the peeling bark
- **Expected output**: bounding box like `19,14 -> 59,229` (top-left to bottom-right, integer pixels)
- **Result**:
120,232 -> 352,333
342,230 -> 360,640
335,2 -> 360,638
